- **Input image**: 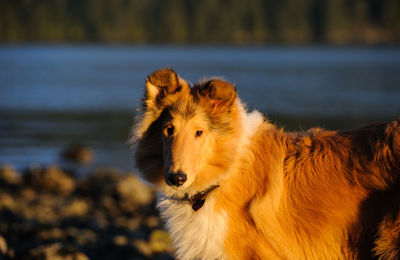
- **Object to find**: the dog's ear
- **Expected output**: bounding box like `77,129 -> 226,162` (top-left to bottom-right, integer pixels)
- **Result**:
199,79 -> 237,113
144,68 -> 185,108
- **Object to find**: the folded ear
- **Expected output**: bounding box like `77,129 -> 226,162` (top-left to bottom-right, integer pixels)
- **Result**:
199,79 -> 237,113
144,68 -> 185,108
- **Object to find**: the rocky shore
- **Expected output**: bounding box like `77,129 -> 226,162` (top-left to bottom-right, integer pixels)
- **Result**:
0,163 -> 174,260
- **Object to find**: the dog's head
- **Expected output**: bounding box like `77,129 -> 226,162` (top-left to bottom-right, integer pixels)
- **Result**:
134,68 -> 242,196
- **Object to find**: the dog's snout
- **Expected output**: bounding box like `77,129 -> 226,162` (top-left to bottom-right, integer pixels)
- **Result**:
167,172 -> 187,186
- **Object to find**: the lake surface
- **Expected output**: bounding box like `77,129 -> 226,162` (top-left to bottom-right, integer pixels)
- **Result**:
1,46 -> 400,172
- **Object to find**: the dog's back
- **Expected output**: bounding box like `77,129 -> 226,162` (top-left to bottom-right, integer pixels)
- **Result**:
232,118 -> 400,259
341,120 -> 400,259
287,119 -> 400,259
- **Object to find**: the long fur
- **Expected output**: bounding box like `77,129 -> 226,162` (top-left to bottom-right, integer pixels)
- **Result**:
133,68 -> 400,259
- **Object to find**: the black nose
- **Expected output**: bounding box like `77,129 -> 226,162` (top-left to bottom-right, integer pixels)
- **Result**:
167,172 -> 187,186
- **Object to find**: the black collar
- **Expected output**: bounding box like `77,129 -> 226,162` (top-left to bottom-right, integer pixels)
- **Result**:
168,185 -> 220,211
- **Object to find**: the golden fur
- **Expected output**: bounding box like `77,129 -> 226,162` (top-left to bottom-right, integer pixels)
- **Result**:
133,68 -> 400,259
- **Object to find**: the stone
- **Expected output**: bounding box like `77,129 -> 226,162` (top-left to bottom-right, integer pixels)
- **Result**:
133,240 -> 152,257
24,165 -> 76,196
117,173 -> 154,212
0,193 -> 15,210
0,235 -> 7,255
113,235 -> 128,246
149,229 -> 173,254
0,164 -> 21,186
61,199 -> 90,218
78,167 -> 120,197
75,229 -> 97,246
145,216 -> 160,228
61,143 -> 94,164
27,243 -> 89,260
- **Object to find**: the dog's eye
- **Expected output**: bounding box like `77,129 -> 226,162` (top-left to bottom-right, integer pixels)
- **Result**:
165,126 -> 174,136
195,130 -> 203,137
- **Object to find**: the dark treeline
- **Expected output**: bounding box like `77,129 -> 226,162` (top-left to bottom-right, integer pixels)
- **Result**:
1,0 -> 399,44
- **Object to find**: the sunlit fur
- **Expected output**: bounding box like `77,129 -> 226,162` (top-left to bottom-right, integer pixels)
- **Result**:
133,68 -> 400,260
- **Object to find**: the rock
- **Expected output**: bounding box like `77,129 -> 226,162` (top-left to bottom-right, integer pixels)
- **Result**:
0,235 -> 7,255
20,187 -> 37,201
75,229 -> 97,246
149,230 -> 173,254
92,210 -> 109,229
70,252 -> 90,260
27,243 -> 89,260
61,143 -> 94,164
6,248 -> 15,259
133,240 -> 152,257
38,228 -> 65,241
113,235 -> 128,246
24,165 -> 76,196
115,216 -> 141,231
65,227 -> 79,239
117,173 -> 154,212
145,216 -> 160,228
61,199 -> 90,218
28,243 -> 63,260
99,195 -> 118,213
133,230 -> 173,258
78,167 -> 121,197
0,164 -> 21,186
0,162 -> 172,259
0,193 -> 15,210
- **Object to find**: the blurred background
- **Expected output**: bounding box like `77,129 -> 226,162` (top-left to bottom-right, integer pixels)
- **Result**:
1,0 -> 400,172
0,1 -> 400,259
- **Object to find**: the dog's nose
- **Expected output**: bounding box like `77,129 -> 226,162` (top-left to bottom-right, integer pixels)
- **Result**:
167,172 -> 187,186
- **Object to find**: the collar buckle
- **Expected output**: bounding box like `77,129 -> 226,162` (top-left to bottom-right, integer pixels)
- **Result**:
168,184 -> 220,211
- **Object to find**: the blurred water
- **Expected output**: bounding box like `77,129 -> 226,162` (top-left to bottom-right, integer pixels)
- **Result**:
1,46 -> 399,171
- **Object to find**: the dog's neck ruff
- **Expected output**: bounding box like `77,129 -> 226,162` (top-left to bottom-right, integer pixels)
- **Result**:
166,185 -> 220,211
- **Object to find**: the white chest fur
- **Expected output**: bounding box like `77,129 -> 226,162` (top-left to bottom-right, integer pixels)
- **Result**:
157,195 -> 227,260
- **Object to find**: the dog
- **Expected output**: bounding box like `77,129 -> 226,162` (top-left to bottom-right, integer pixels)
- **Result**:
132,68 -> 400,259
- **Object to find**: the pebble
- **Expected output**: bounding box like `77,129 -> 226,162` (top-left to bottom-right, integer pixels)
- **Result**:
61,143 -> 95,164
28,243 -> 89,260
0,235 -> 7,255
0,193 -> 15,210
61,199 -> 90,218
133,239 -> 152,257
146,216 -> 161,228
0,163 -> 173,259
78,167 -> 120,196
0,164 -> 20,186
24,165 -> 76,195
113,235 -> 128,246
75,229 -> 97,246
117,173 -> 154,209
150,229 -> 173,254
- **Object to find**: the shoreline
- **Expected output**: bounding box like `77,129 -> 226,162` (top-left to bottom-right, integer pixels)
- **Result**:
0,163 -> 174,260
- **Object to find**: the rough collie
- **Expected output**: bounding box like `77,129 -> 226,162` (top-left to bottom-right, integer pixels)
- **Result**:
132,68 -> 400,259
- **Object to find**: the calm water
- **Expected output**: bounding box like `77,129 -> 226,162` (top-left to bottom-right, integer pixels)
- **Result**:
1,46 -> 400,172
